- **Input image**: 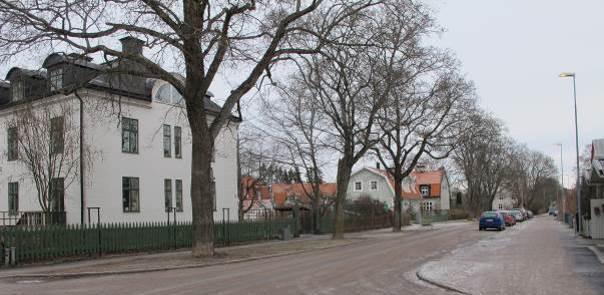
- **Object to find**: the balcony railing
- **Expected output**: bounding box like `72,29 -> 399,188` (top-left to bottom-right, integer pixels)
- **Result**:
0,211 -> 66,227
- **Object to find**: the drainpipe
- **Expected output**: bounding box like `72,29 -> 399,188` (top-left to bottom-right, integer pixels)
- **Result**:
75,90 -> 85,225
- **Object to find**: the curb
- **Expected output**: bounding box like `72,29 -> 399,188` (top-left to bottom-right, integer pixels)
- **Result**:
1,240 -> 358,281
415,266 -> 472,295
587,246 -> 604,264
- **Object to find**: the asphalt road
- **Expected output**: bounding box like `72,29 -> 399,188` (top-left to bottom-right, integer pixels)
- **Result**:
1,218 -> 599,295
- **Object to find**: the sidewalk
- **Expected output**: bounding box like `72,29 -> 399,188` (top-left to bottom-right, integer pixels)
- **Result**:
416,216 -> 602,295
0,234 -> 352,279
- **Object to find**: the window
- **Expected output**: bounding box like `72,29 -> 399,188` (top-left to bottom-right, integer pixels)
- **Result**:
122,177 -> 140,212
422,201 -> 433,212
163,124 -> 171,157
7,127 -> 18,161
175,179 -> 183,212
49,68 -> 63,91
174,126 -> 182,159
420,185 -> 430,197
154,84 -> 183,105
11,81 -> 23,101
164,179 -> 172,212
499,203 -> 503,210
50,116 -> 64,154
370,181 -> 378,191
8,182 -> 18,215
121,117 -> 138,153
49,178 -> 64,212
354,181 -> 362,191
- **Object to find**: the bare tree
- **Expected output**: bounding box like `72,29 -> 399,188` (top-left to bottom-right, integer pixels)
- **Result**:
258,81 -> 331,233
368,2 -> 476,231
451,110 -> 513,216
0,0 -> 383,256
291,1 -> 425,238
6,101 -> 91,218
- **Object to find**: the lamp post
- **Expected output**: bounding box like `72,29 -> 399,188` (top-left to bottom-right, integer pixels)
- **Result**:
555,143 -> 564,223
559,72 -> 581,234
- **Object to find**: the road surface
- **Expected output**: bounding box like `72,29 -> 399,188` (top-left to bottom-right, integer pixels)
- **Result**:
0,217 -> 600,294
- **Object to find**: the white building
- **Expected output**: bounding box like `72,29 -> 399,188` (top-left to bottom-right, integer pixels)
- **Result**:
0,37 -> 239,225
491,189 -> 517,211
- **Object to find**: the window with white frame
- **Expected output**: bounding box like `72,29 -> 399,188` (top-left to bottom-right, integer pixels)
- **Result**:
354,181 -> 362,191
164,178 -> 172,212
422,201 -> 433,212
11,80 -> 23,101
163,124 -> 171,157
370,181 -> 378,191
121,117 -> 138,153
175,179 -> 183,212
498,203 -> 503,210
7,127 -> 18,161
49,68 -> 63,91
420,185 -> 430,197
174,126 -> 182,159
122,177 -> 140,212
8,182 -> 18,215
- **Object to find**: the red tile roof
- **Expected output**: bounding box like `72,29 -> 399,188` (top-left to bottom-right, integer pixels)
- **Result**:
411,169 -> 445,198
272,183 -> 337,209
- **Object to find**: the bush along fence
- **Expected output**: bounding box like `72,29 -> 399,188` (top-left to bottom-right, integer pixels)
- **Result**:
0,218 -> 296,265
317,214 -> 392,234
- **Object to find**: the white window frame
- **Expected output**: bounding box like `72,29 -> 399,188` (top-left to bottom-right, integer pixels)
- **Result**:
370,180 -> 378,191
354,181 -> 362,191
49,68 -> 63,91
420,185 -> 430,197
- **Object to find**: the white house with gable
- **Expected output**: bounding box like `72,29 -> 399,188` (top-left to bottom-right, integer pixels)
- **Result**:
0,37 -> 239,225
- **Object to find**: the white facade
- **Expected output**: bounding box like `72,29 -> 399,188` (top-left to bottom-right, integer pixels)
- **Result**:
492,189 -> 516,211
0,86 -> 239,224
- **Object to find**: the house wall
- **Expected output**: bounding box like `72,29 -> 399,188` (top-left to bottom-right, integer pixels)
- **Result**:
0,89 -> 239,224
347,169 -> 394,209
492,189 -> 516,210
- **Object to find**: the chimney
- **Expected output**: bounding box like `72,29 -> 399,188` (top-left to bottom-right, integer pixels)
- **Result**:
119,36 -> 144,56
376,162 -> 380,170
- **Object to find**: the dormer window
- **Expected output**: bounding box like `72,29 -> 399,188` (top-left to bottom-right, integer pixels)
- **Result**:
154,83 -> 183,105
420,185 -> 430,197
49,68 -> 63,91
11,80 -> 23,101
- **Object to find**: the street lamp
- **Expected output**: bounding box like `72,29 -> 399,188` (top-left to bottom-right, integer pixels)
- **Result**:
559,72 -> 581,234
555,143 -> 564,223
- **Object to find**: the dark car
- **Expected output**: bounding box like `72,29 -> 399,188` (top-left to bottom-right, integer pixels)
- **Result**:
479,211 -> 506,231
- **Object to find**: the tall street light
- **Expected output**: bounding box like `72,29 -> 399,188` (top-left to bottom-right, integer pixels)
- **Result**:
555,143 -> 564,223
559,72 -> 581,234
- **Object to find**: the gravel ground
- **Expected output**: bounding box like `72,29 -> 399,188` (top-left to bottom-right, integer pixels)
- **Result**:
418,215 -> 602,295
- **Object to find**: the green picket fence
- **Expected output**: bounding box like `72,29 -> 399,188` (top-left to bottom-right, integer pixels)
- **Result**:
0,218 -> 295,264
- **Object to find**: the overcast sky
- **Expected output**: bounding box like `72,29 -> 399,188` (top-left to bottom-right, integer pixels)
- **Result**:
427,0 -> 604,187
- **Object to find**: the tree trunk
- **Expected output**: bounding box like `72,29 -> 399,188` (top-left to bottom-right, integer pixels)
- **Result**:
188,105 -> 215,257
392,173 -> 402,232
333,158 -> 352,239
312,192 -> 321,234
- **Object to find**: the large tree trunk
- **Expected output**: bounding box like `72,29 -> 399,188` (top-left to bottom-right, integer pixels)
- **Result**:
333,158 -> 352,239
312,190 -> 321,234
392,172 -> 402,232
189,124 -> 215,257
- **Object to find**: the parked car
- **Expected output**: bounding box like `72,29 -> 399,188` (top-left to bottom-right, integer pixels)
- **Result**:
479,211 -> 506,231
510,210 -> 524,222
527,210 -> 534,219
549,207 -> 556,216
500,211 -> 516,226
